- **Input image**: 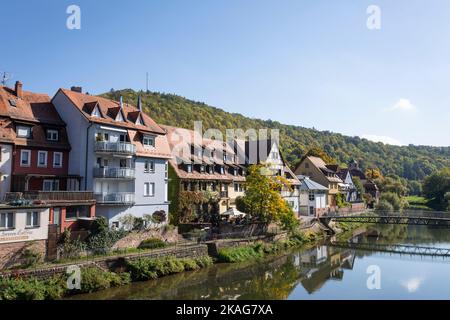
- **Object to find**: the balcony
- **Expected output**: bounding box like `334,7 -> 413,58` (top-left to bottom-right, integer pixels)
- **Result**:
5,191 -> 95,203
94,192 -> 135,205
93,167 -> 135,179
94,141 -> 136,155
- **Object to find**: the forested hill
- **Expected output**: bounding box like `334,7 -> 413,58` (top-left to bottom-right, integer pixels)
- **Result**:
101,89 -> 450,181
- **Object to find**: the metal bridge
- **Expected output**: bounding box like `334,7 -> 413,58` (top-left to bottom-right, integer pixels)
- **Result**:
320,211 -> 450,227
330,241 -> 450,258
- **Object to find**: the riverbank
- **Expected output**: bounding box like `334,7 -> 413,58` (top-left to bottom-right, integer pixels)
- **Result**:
0,221 -> 348,300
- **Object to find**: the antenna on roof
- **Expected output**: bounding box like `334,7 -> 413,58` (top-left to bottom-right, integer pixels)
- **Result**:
0,71 -> 12,86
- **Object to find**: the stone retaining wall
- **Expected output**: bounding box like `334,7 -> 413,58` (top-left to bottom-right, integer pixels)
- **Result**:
0,240 -> 46,270
0,244 -> 208,280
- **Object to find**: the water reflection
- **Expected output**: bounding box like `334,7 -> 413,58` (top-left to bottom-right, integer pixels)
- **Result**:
71,225 -> 450,300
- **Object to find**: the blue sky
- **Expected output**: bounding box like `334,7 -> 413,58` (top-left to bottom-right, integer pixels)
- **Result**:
1,0 -> 449,146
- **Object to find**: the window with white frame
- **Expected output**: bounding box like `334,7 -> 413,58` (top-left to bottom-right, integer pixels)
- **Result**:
144,182 -> 155,197
46,129 -> 59,141
143,135 -> 155,148
20,150 -> 31,167
26,212 -> 40,228
37,151 -> 48,167
309,191 -> 315,201
53,152 -> 63,168
165,162 -> 168,178
17,125 -> 31,138
144,160 -> 155,173
43,179 -> 59,191
0,212 -> 14,230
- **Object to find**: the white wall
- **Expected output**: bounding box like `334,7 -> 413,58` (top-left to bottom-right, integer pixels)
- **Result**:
0,208 -> 49,244
0,144 -> 12,200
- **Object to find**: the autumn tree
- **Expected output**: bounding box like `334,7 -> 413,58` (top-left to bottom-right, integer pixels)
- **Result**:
240,164 -> 299,232
365,168 -> 383,180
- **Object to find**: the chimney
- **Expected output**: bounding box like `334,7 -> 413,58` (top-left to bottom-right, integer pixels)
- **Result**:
137,95 -> 142,111
70,86 -> 82,93
15,81 -> 23,98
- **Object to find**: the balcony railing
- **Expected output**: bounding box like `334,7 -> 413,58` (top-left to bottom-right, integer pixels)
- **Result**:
94,141 -> 136,155
94,192 -> 135,205
93,167 -> 135,179
5,191 -> 95,202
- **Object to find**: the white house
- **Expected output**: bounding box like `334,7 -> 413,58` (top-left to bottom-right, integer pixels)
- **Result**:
297,175 -> 328,217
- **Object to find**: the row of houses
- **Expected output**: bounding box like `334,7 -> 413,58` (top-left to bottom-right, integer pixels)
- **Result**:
0,81 -> 379,267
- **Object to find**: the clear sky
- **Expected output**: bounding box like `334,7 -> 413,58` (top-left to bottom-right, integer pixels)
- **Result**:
1,0 -> 449,146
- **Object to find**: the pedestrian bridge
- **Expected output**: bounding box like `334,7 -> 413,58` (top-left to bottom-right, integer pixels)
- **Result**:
320,211 -> 450,228
330,241 -> 450,258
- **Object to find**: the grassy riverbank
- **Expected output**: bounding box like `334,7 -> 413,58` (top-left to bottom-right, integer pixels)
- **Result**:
0,228 -> 327,300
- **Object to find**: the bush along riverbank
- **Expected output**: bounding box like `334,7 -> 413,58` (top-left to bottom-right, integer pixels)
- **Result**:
216,231 -> 322,263
0,255 -> 212,300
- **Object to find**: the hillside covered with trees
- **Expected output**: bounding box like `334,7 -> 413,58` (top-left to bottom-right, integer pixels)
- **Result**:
102,89 -> 450,183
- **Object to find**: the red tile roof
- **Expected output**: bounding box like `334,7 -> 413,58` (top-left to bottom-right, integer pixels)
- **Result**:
57,88 -> 165,135
0,85 -> 70,150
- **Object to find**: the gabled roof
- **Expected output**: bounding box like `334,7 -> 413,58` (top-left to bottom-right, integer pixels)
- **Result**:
56,88 -> 165,134
0,86 -> 65,125
297,175 -> 328,191
0,85 -> 70,149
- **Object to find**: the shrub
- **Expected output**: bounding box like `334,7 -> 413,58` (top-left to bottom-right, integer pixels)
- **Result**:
217,246 -> 263,263
79,267 -> 130,293
180,258 -> 199,271
138,237 -> 167,249
21,248 -> 42,268
0,276 -> 66,300
193,256 -> 213,268
376,199 -> 394,212
133,217 -> 145,231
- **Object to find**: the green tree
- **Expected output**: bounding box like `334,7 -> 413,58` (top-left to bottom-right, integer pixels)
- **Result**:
422,168 -> 450,205
241,164 -> 298,232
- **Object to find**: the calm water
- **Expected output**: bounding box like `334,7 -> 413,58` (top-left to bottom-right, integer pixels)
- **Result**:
71,224 -> 450,300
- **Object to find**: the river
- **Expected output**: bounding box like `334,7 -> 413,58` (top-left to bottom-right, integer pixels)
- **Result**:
70,223 -> 450,300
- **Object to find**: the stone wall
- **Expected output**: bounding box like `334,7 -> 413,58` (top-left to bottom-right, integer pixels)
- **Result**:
112,227 -> 180,250
0,240 -> 46,270
0,244 -> 208,280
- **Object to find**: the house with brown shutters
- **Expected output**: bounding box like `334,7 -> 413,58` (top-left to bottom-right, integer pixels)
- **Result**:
163,125 -> 246,222
52,87 -> 171,228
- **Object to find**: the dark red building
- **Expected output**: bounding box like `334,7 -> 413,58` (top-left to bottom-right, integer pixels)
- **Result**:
0,82 -> 95,234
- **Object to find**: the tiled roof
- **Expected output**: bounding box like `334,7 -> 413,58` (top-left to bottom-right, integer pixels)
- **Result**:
0,86 -> 65,125
57,89 -> 165,135
162,125 -> 245,182
0,85 -> 70,150
128,130 -> 171,159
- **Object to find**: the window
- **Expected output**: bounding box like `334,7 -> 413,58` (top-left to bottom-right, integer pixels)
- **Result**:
0,212 -> 14,230
220,166 -> 225,174
46,129 -> 59,141
43,179 -> 59,191
20,150 -> 31,167
37,151 -> 48,167
17,126 -> 31,138
26,212 -> 40,228
9,99 -> 17,107
144,182 -> 155,197
53,152 -> 63,168
144,160 -> 155,173
143,135 -> 155,148
136,114 -> 144,126
119,159 -> 127,168
186,164 -> 192,173
233,168 -> 238,176
309,192 -> 315,201
66,206 -> 89,220
234,183 -> 239,192
200,165 -> 205,173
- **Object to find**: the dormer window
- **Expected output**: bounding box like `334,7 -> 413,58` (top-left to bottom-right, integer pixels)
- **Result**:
219,166 -> 225,174
207,165 -> 214,174
16,125 -> 31,138
234,168 -> 238,176
143,135 -> 155,148
186,164 -> 192,173
200,165 -> 205,173
136,114 -> 145,126
92,105 -> 102,117
9,99 -> 17,107
116,110 -> 125,122
46,129 -> 59,141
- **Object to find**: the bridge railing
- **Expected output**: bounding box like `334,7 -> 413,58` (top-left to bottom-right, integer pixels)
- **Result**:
323,210 -> 450,219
